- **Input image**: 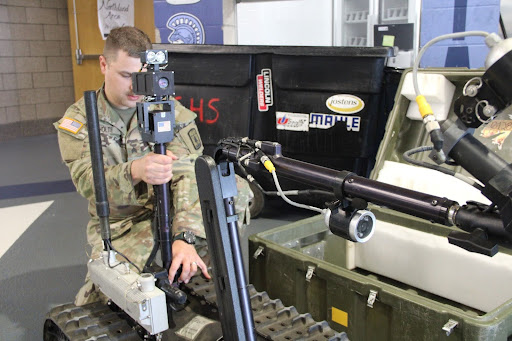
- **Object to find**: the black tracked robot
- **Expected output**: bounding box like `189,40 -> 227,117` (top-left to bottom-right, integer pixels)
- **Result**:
43,50 -> 348,341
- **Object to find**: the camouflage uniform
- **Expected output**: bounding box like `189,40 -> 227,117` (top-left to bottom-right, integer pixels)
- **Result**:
54,87 -> 252,306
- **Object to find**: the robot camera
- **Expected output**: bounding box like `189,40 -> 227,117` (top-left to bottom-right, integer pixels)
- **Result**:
132,49 -> 174,98
325,207 -> 375,243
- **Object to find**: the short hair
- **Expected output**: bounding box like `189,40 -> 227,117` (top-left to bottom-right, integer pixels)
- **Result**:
103,26 -> 152,63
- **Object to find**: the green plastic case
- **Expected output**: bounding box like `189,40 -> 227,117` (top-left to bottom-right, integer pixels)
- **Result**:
249,68 -> 512,340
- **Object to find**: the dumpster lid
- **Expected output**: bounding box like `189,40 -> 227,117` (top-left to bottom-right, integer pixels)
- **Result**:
153,44 -> 394,58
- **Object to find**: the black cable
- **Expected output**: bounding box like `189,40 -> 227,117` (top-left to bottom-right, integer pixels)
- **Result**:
403,146 -> 484,191
403,146 -> 456,176
500,14 -> 508,39
106,239 -> 142,273
232,142 -> 335,201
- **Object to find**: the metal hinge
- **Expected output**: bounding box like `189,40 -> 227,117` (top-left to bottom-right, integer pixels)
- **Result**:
367,290 -> 378,308
442,319 -> 458,336
305,265 -> 315,282
253,246 -> 264,259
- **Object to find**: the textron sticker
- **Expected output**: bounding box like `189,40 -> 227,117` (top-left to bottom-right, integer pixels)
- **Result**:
257,69 -> 273,112
326,94 -> 365,114
310,113 -> 361,131
276,112 -> 309,131
480,119 -> 512,150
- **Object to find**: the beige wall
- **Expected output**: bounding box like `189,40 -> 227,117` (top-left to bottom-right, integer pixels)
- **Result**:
0,0 -> 73,141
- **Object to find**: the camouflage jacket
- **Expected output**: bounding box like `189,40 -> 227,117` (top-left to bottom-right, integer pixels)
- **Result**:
54,87 -> 207,239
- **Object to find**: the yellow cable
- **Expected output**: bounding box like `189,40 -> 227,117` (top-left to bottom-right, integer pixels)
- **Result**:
416,95 -> 433,119
261,157 -> 276,173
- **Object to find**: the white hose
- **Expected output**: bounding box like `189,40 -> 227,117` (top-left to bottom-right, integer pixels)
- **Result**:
271,170 -> 326,215
413,31 -> 490,96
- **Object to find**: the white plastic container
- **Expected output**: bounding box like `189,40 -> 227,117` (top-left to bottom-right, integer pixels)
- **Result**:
401,72 -> 455,121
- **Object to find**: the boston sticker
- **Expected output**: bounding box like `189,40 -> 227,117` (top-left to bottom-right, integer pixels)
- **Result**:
276,112 -> 309,132
326,94 -> 364,114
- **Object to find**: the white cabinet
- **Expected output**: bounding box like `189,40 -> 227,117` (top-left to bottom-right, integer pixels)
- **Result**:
340,0 -> 377,47
380,0 -> 411,23
338,0 -> 419,67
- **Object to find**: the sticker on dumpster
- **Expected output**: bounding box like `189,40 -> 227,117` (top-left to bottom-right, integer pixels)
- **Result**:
257,69 -> 273,112
310,113 -> 361,131
276,111 -> 309,131
331,307 -> 348,327
326,94 -> 364,114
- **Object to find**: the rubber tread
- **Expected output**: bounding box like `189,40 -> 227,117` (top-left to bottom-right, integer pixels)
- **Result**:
184,276 -> 349,341
45,277 -> 349,341
44,302 -> 140,341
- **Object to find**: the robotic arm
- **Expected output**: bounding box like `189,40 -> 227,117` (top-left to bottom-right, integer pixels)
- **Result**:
215,137 -> 509,257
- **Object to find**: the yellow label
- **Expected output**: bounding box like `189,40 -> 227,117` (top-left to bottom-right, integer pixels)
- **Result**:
331,307 -> 348,327
382,35 -> 395,47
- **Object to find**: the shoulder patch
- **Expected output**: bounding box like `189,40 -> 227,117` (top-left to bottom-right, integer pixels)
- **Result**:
58,117 -> 83,134
177,122 -> 204,154
187,127 -> 202,150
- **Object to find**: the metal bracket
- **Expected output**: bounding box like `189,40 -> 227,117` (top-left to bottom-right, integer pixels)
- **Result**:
367,290 -> 378,308
305,265 -> 315,282
442,319 -> 458,336
72,0 -> 101,65
253,246 -> 264,259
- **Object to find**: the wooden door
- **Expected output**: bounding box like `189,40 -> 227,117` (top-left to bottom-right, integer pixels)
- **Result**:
66,0 -> 155,101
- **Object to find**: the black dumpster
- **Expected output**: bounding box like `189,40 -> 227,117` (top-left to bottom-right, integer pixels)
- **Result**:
155,44 -> 395,208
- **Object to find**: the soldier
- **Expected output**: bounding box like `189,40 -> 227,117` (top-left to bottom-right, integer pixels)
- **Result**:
54,26 -> 252,306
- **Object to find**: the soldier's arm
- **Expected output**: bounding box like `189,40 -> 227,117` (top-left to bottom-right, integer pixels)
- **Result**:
55,113 -> 148,206
168,126 -> 205,238
167,100 -> 206,238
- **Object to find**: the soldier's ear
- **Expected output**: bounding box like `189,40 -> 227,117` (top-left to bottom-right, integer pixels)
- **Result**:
99,55 -> 108,75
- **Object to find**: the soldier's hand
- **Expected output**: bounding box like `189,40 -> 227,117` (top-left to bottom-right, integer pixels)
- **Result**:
168,240 -> 211,284
131,150 -> 178,185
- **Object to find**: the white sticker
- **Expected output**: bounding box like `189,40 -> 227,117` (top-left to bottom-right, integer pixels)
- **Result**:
309,113 -> 361,131
276,111 -> 309,131
175,315 -> 215,340
325,94 -> 365,114
157,120 -> 171,132
378,26 -> 389,31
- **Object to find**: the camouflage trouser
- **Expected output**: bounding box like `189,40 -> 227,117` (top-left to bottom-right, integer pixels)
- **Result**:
75,176 -> 253,306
